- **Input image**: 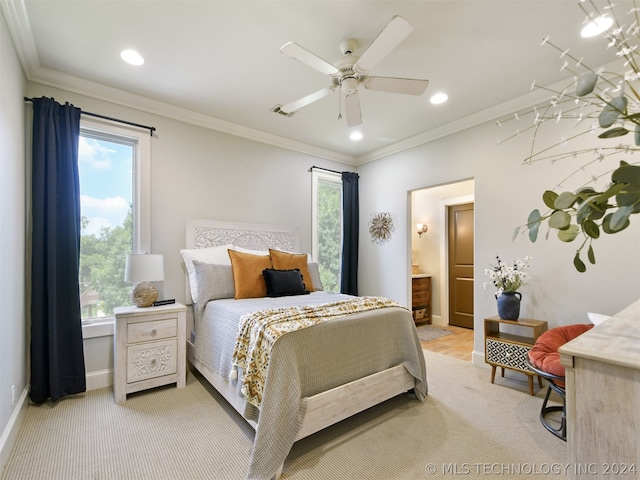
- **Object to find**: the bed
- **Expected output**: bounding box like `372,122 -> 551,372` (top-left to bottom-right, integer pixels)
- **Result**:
181,219 -> 427,480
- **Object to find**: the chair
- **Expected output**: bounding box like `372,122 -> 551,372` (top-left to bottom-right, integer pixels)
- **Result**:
525,323 -> 594,441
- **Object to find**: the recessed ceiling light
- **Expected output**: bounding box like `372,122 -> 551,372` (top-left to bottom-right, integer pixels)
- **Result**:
430,92 -> 448,105
120,49 -> 144,66
350,131 -> 363,141
581,15 -> 614,38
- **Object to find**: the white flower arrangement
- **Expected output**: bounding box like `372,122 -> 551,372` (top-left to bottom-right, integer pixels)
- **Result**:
484,256 -> 532,296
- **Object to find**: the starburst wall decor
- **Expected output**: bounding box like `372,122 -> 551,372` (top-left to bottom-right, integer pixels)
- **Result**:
369,212 -> 394,245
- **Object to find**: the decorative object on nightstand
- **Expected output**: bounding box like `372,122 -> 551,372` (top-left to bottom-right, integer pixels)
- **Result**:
113,302 -> 187,404
483,255 -> 531,320
411,274 -> 432,324
484,316 -> 547,396
125,253 -> 164,307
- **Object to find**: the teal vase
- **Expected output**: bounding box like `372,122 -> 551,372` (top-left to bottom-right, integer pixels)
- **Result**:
496,292 -> 521,320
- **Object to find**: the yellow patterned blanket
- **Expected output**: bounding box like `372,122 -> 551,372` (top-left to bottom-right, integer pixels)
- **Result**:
230,296 -> 406,407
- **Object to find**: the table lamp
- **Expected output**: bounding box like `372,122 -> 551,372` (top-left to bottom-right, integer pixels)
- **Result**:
124,253 -> 164,307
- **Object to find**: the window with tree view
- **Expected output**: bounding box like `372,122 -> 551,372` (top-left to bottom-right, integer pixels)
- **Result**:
312,171 -> 342,292
78,130 -> 134,322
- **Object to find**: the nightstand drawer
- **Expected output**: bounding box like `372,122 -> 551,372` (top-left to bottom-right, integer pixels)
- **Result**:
127,318 -> 177,344
486,339 -> 531,371
127,339 -> 177,383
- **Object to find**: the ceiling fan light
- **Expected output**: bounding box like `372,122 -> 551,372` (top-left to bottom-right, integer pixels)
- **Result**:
581,15 -> 613,38
430,92 -> 448,104
120,49 -> 144,66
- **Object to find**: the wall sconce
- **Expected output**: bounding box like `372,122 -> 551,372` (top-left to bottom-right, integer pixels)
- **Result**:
416,223 -> 428,238
125,253 -> 164,307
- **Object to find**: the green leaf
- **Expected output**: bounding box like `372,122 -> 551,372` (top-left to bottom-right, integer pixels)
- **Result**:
635,123 -> 640,146
512,226 -> 520,242
542,191 -> 558,209
582,218 -> 600,238
554,192 -> 578,209
573,252 -> 587,272
599,96 -> 628,128
598,127 -> 630,138
610,205 -> 633,231
576,196 -> 606,223
602,212 -> 631,233
588,245 -> 596,265
549,210 -> 571,229
612,164 -> 640,185
616,187 -> 640,207
527,209 -> 542,242
576,72 -> 598,96
558,224 -> 579,242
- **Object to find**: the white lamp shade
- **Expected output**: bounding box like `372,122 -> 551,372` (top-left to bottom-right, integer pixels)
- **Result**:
125,254 -> 164,283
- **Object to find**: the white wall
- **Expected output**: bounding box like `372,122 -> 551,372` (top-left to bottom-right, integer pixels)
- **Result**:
357,115 -> 640,363
0,9 -> 27,474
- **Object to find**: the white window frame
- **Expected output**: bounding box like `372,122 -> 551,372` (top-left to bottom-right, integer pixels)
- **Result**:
80,117 -> 151,338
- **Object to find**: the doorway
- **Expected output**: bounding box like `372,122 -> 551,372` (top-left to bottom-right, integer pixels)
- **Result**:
410,180 -> 474,328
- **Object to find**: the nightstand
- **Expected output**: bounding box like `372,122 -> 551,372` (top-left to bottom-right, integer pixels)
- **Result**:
113,302 -> 187,404
484,316 -> 547,395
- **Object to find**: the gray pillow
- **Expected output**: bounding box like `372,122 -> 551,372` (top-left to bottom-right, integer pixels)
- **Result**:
193,261 -> 235,303
308,262 -> 323,291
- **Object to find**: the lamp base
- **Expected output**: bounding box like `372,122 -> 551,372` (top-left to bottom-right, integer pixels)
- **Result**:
131,282 -> 159,307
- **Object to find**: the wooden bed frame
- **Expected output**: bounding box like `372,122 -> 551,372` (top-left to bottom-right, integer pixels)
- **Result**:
184,219 -> 415,478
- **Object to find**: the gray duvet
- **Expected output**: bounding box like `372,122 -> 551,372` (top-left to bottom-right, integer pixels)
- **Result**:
192,292 -> 428,479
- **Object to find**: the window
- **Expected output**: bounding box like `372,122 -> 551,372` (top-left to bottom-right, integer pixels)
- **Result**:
78,119 -> 150,323
311,170 -> 342,292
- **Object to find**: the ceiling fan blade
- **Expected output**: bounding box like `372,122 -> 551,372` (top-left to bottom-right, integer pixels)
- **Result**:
364,76 -> 429,95
280,42 -> 339,76
354,15 -> 413,74
280,86 -> 337,113
344,92 -> 362,127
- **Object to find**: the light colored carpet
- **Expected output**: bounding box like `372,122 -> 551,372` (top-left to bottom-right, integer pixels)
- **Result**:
415,324 -> 453,343
2,351 -> 567,479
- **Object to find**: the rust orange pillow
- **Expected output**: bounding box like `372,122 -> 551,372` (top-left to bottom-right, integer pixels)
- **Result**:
269,249 -> 315,291
228,250 -> 273,299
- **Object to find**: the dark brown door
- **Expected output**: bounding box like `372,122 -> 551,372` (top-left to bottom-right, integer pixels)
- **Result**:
448,203 -> 474,328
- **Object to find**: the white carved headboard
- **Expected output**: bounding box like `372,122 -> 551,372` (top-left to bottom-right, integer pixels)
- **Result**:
184,219 -> 300,303
186,219 -> 299,251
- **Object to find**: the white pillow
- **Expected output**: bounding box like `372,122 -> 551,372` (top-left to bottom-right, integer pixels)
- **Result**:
180,244 -> 234,302
587,312 -> 611,325
230,245 -> 270,256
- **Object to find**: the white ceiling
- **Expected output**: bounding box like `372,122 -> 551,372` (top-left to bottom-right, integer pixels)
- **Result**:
3,0 -> 623,165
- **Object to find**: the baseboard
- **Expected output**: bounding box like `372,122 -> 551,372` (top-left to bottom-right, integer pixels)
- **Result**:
471,349 -> 488,368
0,386 -> 28,477
86,368 -> 113,391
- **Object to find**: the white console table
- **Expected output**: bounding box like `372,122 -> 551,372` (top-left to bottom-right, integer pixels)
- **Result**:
559,299 -> 640,480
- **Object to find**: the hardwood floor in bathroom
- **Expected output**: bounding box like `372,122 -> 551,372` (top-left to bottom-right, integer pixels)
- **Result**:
420,324 -> 474,362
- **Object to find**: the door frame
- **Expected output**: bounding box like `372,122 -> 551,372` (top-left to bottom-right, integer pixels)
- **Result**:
439,194 -> 474,326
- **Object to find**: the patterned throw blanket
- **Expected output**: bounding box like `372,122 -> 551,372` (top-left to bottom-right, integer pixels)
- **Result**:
230,296 -> 406,407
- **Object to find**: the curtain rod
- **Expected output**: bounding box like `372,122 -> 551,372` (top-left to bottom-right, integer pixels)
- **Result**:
309,165 -> 346,175
24,97 -> 156,136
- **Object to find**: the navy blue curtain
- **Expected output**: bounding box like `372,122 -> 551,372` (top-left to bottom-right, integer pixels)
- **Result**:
340,172 -> 359,295
30,97 -> 86,403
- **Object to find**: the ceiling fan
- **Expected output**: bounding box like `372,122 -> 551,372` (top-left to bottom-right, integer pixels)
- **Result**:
277,15 -> 429,128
